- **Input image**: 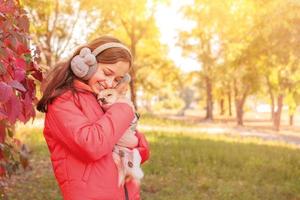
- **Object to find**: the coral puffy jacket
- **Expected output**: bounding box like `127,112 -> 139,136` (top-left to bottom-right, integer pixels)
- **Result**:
43,82 -> 150,200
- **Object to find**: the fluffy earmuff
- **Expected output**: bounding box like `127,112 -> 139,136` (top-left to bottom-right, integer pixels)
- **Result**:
70,47 -> 97,80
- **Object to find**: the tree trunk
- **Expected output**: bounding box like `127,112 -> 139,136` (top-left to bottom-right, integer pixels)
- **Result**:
289,114 -> 294,126
205,76 -> 213,120
219,98 -> 225,115
235,93 -> 247,126
236,99 -> 244,126
178,104 -> 189,116
273,94 -> 283,131
227,90 -> 232,116
234,80 -> 248,126
271,96 -> 275,120
268,88 -> 275,120
266,75 -> 275,120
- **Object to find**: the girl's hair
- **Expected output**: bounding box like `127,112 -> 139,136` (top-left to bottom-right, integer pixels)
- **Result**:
37,35 -> 132,113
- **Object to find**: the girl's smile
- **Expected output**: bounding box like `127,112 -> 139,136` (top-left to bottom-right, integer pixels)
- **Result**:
88,61 -> 130,94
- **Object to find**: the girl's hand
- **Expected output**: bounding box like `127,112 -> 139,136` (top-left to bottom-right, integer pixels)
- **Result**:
114,81 -> 134,109
101,97 -> 134,111
114,96 -> 135,110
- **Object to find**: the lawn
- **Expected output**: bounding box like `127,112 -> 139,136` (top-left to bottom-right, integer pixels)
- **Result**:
5,115 -> 300,200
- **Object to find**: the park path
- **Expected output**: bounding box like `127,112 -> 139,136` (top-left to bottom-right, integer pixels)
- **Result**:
138,123 -> 300,147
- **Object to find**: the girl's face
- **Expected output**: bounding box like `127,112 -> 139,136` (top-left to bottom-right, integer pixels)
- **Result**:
88,61 -> 130,94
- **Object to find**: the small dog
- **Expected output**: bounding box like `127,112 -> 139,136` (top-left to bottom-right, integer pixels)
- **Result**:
97,86 -> 143,187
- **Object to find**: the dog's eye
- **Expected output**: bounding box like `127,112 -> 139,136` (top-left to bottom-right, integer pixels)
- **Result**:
107,94 -> 112,97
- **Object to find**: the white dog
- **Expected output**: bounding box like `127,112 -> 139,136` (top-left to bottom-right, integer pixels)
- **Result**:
97,80 -> 143,187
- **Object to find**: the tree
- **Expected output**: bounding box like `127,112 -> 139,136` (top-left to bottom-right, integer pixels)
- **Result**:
21,0 -> 97,69
178,0 -> 239,120
214,64 -> 233,116
0,0 -> 42,180
249,0 -> 300,130
285,88 -> 300,126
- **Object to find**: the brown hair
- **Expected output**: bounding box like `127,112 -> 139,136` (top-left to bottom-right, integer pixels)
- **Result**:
37,35 -> 132,113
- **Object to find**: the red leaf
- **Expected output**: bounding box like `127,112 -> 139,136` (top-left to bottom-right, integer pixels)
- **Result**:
0,63 -> 7,75
31,70 -> 43,82
26,62 -> 34,71
5,93 -> 21,124
5,47 -> 15,61
0,107 -> 7,121
23,92 -> 32,108
8,80 -> 26,92
14,58 -> 26,69
23,92 -> 35,122
20,92 -> 34,123
0,82 -> 13,103
16,41 -> 30,55
9,35 -> 17,50
0,4 -> 15,14
22,79 -> 35,97
4,38 -> 11,48
32,62 -> 39,70
14,67 -> 25,81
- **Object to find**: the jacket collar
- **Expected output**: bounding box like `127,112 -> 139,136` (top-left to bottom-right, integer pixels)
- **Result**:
73,79 -> 95,94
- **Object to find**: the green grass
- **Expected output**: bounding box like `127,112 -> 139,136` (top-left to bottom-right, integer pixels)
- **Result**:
5,128 -> 61,200
139,113 -> 197,127
142,131 -> 300,200
5,116 -> 300,200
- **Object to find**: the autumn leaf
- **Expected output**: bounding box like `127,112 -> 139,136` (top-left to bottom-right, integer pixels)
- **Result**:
14,67 -> 25,81
8,80 -> 26,92
0,82 -> 13,103
31,70 -> 43,82
0,107 -> 7,121
0,62 -> 7,75
5,93 -> 21,124
14,58 -> 26,69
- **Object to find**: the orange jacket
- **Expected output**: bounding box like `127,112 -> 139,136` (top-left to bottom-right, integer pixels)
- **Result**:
43,82 -> 150,200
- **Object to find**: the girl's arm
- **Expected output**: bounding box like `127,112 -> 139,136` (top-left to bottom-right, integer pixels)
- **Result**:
135,130 -> 150,164
47,94 -> 134,162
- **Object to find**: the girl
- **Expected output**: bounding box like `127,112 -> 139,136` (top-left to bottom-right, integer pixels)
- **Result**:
37,35 -> 150,200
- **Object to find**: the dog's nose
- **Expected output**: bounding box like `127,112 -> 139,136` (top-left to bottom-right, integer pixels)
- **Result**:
98,98 -> 105,102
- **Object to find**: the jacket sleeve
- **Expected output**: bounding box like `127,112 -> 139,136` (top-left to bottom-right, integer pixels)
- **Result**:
135,130 -> 150,164
48,96 -> 134,162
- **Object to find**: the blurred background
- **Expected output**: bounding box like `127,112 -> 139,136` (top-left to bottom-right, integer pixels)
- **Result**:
20,0 -> 300,130
2,0 -> 300,199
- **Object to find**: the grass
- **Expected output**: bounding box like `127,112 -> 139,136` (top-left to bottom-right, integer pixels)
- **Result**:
139,113 -> 198,127
4,115 -> 300,200
142,131 -> 300,200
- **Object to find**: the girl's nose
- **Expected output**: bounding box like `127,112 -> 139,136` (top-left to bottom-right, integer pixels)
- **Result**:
104,77 -> 114,89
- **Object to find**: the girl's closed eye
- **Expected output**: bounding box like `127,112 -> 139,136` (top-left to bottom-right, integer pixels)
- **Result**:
103,69 -> 112,76
115,77 -> 123,83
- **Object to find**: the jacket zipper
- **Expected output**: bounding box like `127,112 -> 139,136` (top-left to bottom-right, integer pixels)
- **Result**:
124,184 -> 129,200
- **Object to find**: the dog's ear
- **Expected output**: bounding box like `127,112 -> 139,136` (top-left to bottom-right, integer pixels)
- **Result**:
115,73 -> 130,94
118,73 -> 131,84
116,82 -> 129,95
